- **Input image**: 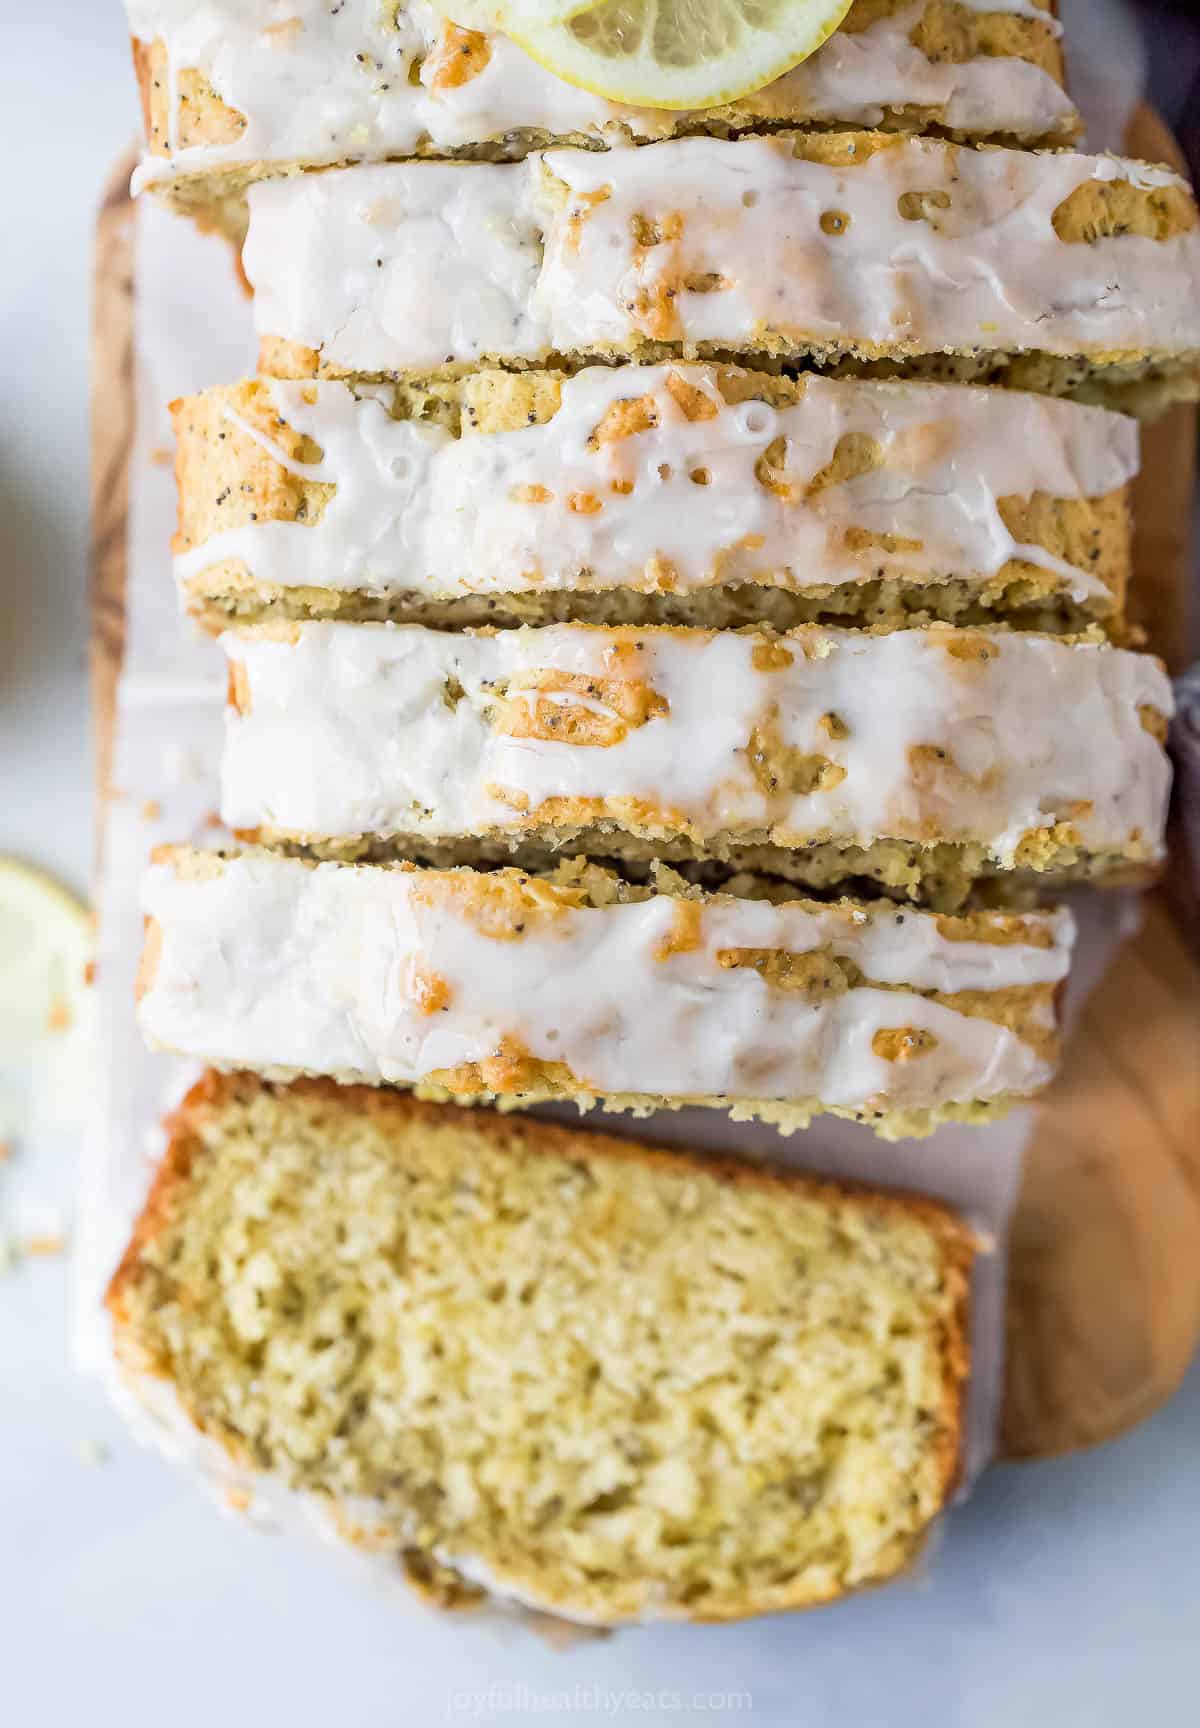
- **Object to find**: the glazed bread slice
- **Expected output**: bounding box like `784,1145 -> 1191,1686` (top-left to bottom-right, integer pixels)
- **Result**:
245,135 -> 1200,414
136,850 -> 1074,1137
106,1072 -> 976,1623
219,621 -> 1173,907
173,368 -> 1137,634
128,0 -> 1077,237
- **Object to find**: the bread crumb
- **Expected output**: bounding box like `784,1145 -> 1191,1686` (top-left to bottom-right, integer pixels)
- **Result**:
77,1439 -> 111,1467
263,17 -> 305,43
23,1233 -> 69,1258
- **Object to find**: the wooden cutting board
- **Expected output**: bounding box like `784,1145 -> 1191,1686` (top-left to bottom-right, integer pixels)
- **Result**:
90,126 -> 1200,1464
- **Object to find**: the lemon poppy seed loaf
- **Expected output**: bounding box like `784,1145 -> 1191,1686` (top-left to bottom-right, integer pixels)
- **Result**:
244,134 -> 1200,414
172,367 -> 1137,634
106,1071 -> 976,1622
128,0 -> 1077,241
217,620 -> 1173,905
135,849 -> 1074,1137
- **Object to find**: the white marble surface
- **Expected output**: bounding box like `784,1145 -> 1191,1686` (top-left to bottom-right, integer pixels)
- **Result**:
1,4 -> 1197,1725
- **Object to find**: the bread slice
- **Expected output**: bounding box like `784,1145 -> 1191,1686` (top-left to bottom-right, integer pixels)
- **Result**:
218,620 -> 1172,905
173,368 -> 1137,635
136,849 -> 1074,1137
245,134 -> 1200,415
106,1070 -> 976,1623
129,0 -> 1077,240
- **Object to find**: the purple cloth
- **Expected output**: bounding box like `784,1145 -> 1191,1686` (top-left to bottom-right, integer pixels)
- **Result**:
1172,664 -> 1200,889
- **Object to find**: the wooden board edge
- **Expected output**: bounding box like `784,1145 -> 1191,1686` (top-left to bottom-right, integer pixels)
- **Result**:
90,147 -> 137,847
1000,888 -> 1200,1459
997,106 -> 1200,1461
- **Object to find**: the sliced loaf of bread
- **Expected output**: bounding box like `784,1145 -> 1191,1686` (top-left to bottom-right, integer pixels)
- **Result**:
130,0 -> 1077,237
136,850 -> 1074,1137
172,369 -> 1137,634
246,135 -> 1200,412
218,620 -> 1172,905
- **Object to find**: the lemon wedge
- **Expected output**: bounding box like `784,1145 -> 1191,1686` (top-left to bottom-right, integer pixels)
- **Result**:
0,857 -> 93,1135
506,0 -> 855,112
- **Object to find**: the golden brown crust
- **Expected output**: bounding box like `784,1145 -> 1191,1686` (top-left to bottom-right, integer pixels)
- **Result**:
424,21 -> 492,93
131,38 -> 156,149
134,35 -> 248,159
907,0 -> 1063,83
171,382 -> 333,556
1052,176 -> 1198,246
258,335 -> 322,380
105,1081 -> 211,1335
997,489 -> 1131,619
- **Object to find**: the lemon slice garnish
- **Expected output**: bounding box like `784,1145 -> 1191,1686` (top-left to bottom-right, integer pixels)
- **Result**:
431,0 -> 596,34
0,857 -> 92,1136
507,0 -> 855,112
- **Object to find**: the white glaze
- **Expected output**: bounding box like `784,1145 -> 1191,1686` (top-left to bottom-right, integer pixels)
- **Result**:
243,137 -> 1200,376
128,0 -> 1076,198
219,622 -> 1173,865
139,852 -> 1073,1111
178,368 -> 1138,610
